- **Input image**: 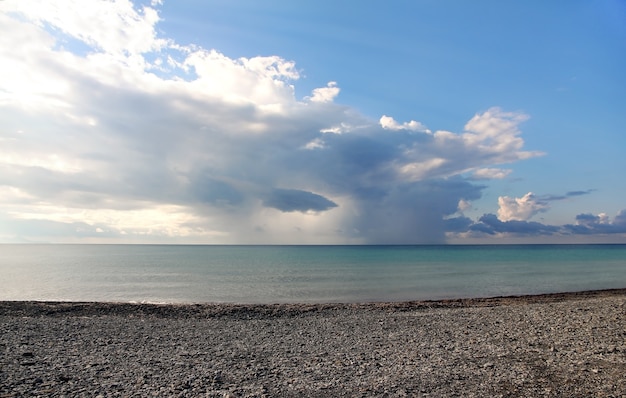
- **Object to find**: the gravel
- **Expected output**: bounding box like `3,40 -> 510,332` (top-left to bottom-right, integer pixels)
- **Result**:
1,289 -> 625,397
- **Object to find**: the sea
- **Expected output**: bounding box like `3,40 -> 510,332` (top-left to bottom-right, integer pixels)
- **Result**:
1,244 -> 625,304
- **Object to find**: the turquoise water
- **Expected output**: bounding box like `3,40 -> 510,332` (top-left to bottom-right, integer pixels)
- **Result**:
1,244 -> 625,303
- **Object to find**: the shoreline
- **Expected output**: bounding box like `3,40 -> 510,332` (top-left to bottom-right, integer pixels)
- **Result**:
2,287 -> 625,318
2,288 -> 625,396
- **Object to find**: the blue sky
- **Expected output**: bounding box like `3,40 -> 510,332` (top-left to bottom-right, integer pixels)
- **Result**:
1,0 -> 625,243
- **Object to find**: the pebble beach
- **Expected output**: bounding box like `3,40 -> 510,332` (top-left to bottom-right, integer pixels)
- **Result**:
1,289 -> 625,397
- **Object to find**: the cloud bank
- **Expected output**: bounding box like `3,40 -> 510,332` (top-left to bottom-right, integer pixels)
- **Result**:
446,191 -> 626,241
0,1 -> 623,243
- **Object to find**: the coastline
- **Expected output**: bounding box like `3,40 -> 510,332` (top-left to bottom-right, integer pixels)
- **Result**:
2,287 -> 625,317
2,289 -> 625,396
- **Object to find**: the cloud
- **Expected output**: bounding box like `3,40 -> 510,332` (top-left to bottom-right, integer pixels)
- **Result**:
10,0 -> 165,56
575,213 -> 609,226
182,50 -> 300,107
443,216 -> 474,233
379,115 -> 430,133
263,189 -> 338,213
444,187 -> 626,241
497,192 -> 549,221
563,210 -> 626,235
457,199 -> 472,213
344,179 -> 484,244
0,1 -> 552,243
463,108 -> 532,155
470,168 -> 512,180
540,189 -> 595,201
308,81 -> 340,103
188,175 -> 244,207
473,213 -> 560,235
445,212 -> 560,237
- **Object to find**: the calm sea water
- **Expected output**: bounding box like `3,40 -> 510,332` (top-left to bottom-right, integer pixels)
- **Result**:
1,244 -> 625,303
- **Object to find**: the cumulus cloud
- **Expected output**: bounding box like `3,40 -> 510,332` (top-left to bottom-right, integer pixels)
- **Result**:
379,115 -> 430,133
497,192 -> 549,221
308,81 -> 340,103
489,189 -> 597,224
0,1 -> 550,243
457,199 -> 472,213
575,213 -> 610,226
563,211 -> 626,235
3,0 -> 165,58
444,188 -> 625,241
463,108 -> 532,155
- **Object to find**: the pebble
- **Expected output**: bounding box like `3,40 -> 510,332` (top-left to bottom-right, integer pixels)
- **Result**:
1,291 -> 625,396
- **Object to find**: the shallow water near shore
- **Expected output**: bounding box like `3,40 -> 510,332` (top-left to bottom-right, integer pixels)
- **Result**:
1,244 -> 625,303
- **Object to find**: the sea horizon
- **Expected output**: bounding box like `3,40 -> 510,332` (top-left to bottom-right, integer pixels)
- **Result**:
2,244 -> 625,304
3,242 -> 626,246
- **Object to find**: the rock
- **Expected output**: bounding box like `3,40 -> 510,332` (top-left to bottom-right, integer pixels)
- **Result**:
0,292 -> 625,396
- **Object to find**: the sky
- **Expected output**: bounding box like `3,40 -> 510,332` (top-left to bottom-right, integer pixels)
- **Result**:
1,0 -> 625,244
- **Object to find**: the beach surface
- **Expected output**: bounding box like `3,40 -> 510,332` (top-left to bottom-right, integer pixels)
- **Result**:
1,289 -> 625,397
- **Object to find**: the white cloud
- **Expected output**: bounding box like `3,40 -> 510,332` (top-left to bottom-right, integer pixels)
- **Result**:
497,192 -> 549,221
303,138 -> 325,150
457,199 -> 472,213
393,108 -> 540,182
183,50 -> 300,108
380,115 -> 430,133
0,1 -> 546,243
471,168 -> 512,180
463,107 -> 541,159
0,152 -> 83,174
308,81 -> 340,103
9,202 -> 209,237
598,213 -> 610,224
399,158 -> 448,181
320,122 -> 358,134
3,0 -> 165,56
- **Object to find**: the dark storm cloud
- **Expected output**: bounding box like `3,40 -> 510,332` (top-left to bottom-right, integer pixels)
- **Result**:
348,179 -> 484,244
443,216 -> 474,233
263,189 -> 338,213
188,174 -> 244,207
